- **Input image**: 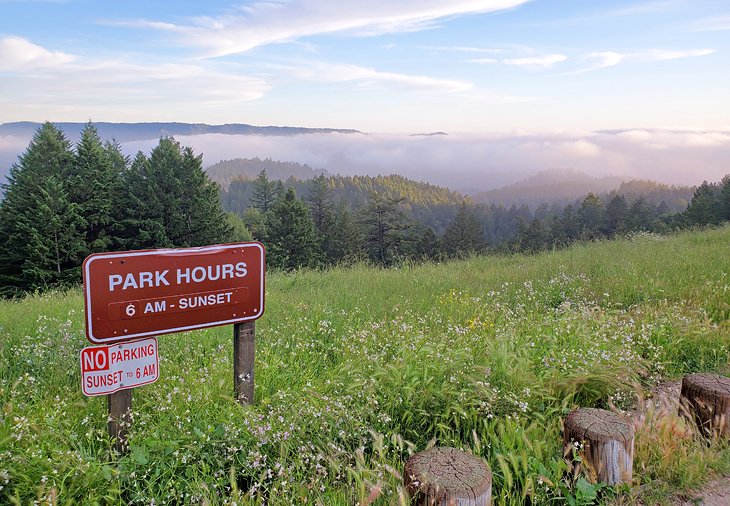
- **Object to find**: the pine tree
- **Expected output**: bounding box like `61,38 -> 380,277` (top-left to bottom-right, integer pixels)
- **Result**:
558,203 -> 581,243
222,178 -> 255,216
273,180 -> 286,200
119,151 -> 171,249
533,202 -> 551,222
265,187 -> 319,270
515,218 -> 549,253
306,175 -> 334,233
578,194 -> 605,239
627,197 -> 657,231
171,146 -> 231,246
251,170 -> 276,213
25,177 -> 86,287
603,194 -> 628,237
70,123 -> 124,253
414,225 -> 441,260
720,175 -> 730,221
359,192 -> 411,266
104,139 -> 129,176
104,139 -> 132,250
442,201 -> 485,257
242,207 -> 267,242
684,181 -> 722,226
0,123 -> 84,295
306,175 -> 336,260
548,214 -> 564,247
327,201 -> 360,263
121,139 -> 231,250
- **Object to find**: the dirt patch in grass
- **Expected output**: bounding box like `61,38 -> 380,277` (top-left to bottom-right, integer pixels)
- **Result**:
675,477 -> 730,506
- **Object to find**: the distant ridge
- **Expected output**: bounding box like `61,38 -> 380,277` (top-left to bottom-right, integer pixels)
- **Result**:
411,131 -> 448,137
473,168 -> 623,208
206,157 -> 328,188
473,168 -> 694,212
0,121 -> 363,143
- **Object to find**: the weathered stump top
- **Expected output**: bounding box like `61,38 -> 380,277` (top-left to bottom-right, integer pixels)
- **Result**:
404,447 -> 492,500
682,373 -> 730,397
564,407 -> 633,444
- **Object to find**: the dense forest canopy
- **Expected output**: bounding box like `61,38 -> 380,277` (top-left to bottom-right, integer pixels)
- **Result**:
1,123 -> 729,297
472,168 -> 694,212
0,123 -> 232,297
207,157 -> 328,189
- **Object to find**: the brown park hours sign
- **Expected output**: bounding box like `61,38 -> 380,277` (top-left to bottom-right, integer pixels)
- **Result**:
82,242 -> 265,343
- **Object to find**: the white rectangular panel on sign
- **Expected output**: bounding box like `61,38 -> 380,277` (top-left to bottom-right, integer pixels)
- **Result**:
80,338 -> 159,396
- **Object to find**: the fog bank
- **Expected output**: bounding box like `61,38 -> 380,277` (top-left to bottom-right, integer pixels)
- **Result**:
3,128 -> 729,192
126,129 -> 730,192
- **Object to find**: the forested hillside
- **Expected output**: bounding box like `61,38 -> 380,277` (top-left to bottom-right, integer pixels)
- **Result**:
207,157 -> 327,188
221,173 -> 466,235
2,123 -> 729,296
607,179 -> 694,211
0,123 -> 232,297
473,168 -> 694,212
222,167 -> 730,266
472,168 -> 622,208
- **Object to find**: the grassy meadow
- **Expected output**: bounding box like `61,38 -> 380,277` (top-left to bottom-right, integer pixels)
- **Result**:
1,227 -> 729,505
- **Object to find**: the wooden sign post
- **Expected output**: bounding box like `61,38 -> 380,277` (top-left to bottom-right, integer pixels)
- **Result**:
80,338 -> 160,453
81,242 -> 266,452
234,321 -> 255,405
108,390 -> 132,453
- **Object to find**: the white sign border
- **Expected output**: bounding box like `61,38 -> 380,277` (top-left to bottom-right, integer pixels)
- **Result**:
83,242 -> 265,344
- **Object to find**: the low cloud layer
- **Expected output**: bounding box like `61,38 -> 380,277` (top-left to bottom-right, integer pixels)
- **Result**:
128,129 -> 729,192
2,129 -> 728,193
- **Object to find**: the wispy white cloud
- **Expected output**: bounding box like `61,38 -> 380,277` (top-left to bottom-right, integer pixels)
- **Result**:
503,53 -> 567,67
642,48 -> 717,61
276,61 -> 473,93
469,57 -> 499,64
585,51 -> 627,71
419,45 -> 505,54
522,0 -> 682,26
0,36 -> 76,70
119,0 -> 530,57
591,0 -> 682,18
0,37 -> 270,120
692,15 -> 730,32
459,90 -> 537,104
560,48 -> 715,75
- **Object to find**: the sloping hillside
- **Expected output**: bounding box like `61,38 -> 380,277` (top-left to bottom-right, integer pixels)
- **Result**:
2,227 -> 729,504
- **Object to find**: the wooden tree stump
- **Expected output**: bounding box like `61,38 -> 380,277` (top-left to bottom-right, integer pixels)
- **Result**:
563,407 -> 634,485
404,447 -> 492,505
680,373 -> 730,438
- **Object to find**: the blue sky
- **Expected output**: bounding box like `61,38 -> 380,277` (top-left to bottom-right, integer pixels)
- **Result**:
0,0 -> 728,133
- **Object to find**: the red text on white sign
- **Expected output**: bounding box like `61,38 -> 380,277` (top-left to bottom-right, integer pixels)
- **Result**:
80,338 -> 159,396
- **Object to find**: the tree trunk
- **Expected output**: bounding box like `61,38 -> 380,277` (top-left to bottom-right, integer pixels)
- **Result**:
564,407 -> 634,485
680,373 -> 730,438
404,447 -> 492,505
54,230 -> 61,274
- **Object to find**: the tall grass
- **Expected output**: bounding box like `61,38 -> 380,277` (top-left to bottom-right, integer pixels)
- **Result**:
1,226 -> 729,504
